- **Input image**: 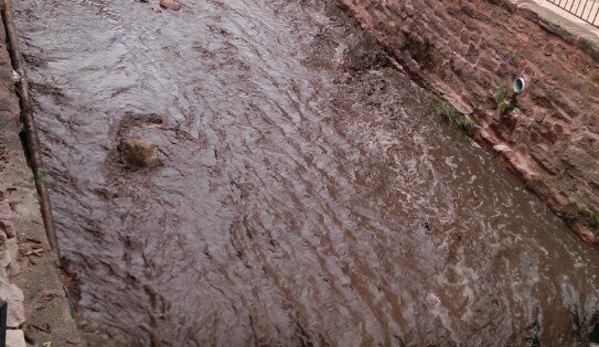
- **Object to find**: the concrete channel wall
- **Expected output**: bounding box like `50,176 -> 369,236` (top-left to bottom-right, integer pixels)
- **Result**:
0,2 -> 82,346
340,0 -> 599,246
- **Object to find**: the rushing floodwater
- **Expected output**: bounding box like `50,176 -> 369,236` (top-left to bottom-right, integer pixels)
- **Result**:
14,0 -> 599,346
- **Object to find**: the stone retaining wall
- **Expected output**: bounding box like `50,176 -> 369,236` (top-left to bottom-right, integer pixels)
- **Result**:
340,0 -> 599,245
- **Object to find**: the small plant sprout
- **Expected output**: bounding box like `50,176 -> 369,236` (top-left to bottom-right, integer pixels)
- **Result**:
454,117 -> 474,132
577,204 -> 599,228
426,92 -> 474,132
494,86 -> 511,115
427,92 -> 455,121
36,168 -> 55,186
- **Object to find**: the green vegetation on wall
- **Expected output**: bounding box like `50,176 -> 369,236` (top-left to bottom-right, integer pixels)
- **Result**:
426,92 -> 474,132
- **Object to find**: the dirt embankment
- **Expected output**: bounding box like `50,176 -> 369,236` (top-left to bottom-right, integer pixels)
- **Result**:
339,0 -> 599,245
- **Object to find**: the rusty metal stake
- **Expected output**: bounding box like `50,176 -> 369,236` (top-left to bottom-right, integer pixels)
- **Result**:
1,0 -> 62,262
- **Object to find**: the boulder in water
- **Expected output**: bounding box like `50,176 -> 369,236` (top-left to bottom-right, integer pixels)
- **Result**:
159,0 -> 180,11
118,139 -> 161,168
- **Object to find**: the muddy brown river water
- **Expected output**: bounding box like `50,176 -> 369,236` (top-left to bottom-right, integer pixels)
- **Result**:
13,0 -> 599,346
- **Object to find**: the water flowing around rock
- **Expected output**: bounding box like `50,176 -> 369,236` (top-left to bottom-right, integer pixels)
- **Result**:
14,0 -> 599,346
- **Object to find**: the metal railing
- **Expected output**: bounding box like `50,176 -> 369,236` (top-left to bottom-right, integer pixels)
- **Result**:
545,0 -> 599,27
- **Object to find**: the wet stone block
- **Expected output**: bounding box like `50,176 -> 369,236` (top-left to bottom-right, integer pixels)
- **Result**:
0,283 -> 24,328
6,329 -> 26,347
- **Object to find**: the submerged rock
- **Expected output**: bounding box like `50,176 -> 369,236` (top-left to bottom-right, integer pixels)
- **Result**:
159,0 -> 180,11
118,139 -> 161,168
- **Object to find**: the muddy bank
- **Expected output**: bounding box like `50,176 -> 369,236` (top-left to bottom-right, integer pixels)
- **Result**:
13,0 -> 599,346
338,0 -> 599,246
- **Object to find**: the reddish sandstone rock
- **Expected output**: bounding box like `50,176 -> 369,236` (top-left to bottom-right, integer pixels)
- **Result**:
0,192 -> 15,239
0,283 -> 24,328
571,224 -> 597,246
159,0 -> 180,11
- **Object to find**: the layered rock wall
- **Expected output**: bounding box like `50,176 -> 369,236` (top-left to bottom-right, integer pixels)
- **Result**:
340,0 -> 599,245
